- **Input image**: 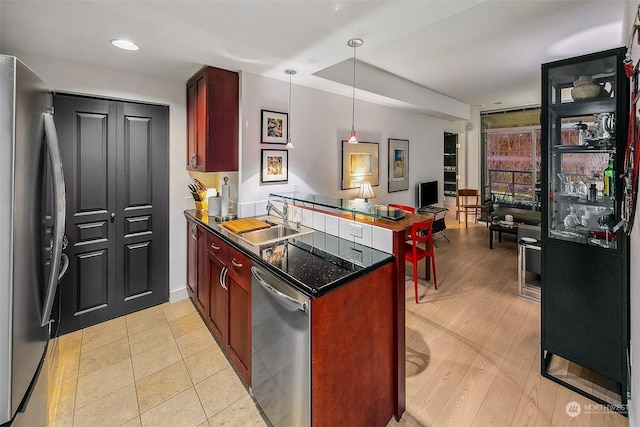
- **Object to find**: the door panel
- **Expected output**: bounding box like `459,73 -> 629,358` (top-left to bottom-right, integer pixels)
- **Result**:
76,249 -> 108,313
227,273 -> 250,382
56,95 -> 117,333
123,115 -> 151,206
186,81 -> 196,169
207,252 -> 226,343
117,101 -> 168,313
124,241 -> 151,298
77,112 -> 109,212
77,220 -> 108,242
186,221 -> 198,297
195,74 -> 206,171
55,94 -> 168,334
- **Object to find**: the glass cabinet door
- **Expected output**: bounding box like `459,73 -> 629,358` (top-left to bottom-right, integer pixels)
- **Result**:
545,52 -> 621,250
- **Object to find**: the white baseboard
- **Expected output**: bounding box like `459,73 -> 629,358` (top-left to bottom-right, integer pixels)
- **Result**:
170,286 -> 189,303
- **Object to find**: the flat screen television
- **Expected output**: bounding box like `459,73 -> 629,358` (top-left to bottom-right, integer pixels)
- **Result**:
416,180 -> 438,208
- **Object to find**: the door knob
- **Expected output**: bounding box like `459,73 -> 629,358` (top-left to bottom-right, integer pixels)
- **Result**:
111,213 -> 115,223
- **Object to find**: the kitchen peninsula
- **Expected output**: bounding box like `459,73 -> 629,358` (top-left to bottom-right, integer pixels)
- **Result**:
185,206 -> 399,426
272,191 -> 438,418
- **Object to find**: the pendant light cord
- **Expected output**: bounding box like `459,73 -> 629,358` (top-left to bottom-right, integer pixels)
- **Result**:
347,38 -> 362,141
352,44 -> 356,132
285,69 -> 296,147
288,72 -> 292,140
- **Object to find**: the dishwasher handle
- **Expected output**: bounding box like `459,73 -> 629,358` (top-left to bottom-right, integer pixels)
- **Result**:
251,267 -> 308,313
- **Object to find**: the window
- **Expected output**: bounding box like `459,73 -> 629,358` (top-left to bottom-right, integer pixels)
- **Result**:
482,108 -> 541,209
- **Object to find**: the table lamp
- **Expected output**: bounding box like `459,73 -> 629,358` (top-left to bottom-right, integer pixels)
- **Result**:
357,181 -> 375,202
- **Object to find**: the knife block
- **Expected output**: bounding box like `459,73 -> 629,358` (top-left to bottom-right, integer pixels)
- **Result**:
195,190 -> 208,211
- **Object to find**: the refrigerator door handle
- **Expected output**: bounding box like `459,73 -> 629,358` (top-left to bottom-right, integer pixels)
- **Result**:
58,253 -> 69,281
41,112 -> 66,327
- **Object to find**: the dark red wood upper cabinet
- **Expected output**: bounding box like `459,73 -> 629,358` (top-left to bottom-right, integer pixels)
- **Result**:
186,66 -> 239,172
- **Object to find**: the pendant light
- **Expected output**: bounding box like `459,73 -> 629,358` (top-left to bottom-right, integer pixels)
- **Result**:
347,38 -> 363,144
285,69 -> 296,148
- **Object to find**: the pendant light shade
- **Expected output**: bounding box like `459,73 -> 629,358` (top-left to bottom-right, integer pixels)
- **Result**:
347,38 -> 363,144
285,69 -> 296,148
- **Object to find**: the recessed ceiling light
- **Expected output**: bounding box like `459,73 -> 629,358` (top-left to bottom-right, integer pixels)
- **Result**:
110,39 -> 140,51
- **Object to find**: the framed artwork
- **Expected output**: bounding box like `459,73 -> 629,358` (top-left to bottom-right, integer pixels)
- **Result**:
388,138 -> 409,192
261,149 -> 288,183
261,110 -> 288,144
341,141 -> 379,189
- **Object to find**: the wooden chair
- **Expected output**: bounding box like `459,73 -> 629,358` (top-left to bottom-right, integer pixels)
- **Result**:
389,204 -> 415,214
405,217 -> 437,303
456,189 -> 487,228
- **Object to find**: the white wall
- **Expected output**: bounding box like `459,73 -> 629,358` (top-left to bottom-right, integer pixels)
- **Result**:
238,71 -> 465,213
9,50 -> 192,302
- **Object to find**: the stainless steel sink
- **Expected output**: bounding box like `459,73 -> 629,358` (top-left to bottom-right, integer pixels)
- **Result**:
237,218 -> 314,246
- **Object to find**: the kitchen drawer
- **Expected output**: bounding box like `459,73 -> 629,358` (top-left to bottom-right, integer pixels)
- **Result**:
226,246 -> 251,283
207,232 -> 227,260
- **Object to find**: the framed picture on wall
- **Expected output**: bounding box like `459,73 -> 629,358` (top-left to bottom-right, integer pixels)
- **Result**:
341,141 -> 379,189
261,110 -> 288,144
261,149 -> 288,183
388,138 -> 409,192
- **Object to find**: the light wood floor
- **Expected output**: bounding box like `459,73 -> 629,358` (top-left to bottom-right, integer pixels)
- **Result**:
393,218 -> 629,427
46,216 -> 630,426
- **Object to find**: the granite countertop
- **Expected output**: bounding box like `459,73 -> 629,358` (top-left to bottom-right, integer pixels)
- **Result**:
185,210 -> 394,298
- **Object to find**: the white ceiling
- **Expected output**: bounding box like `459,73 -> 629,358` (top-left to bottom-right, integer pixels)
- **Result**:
0,0 -> 632,117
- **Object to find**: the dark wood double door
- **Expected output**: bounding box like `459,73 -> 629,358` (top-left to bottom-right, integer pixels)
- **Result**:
55,94 -> 169,334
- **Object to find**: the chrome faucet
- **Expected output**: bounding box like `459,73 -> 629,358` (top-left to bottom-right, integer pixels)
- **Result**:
266,198 -> 289,225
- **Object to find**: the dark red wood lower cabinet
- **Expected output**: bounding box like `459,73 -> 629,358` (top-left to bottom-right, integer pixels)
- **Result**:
311,262 -> 395,426
206,249 -> 226,343
226,272 -> 251,383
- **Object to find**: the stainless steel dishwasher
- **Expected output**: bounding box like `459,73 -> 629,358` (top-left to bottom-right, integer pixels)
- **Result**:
250,265 -> 310,426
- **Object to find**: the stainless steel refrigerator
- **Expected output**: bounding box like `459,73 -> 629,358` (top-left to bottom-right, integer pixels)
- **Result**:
0,55 -> 67,426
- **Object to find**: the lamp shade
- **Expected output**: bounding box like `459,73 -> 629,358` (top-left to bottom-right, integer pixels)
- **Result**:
357,181 -> 375,201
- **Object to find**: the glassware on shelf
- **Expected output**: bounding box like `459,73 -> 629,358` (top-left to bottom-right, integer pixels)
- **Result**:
593,112 -> 615,139
596,214 -> 612,248
563,206 -> 581,229
588,183 -> 598,202
603,156 -> 615,198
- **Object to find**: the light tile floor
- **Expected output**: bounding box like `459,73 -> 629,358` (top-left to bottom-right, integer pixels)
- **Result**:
47,298 -> 266,427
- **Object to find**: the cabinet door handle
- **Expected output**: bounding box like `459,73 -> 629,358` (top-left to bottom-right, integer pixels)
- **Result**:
210,243 -> 220,250
190,153 -> 198,168
111,212 -> 116,223
221,268 -> 228,290
219,267 -> 226,289
231,259 -> 243,268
